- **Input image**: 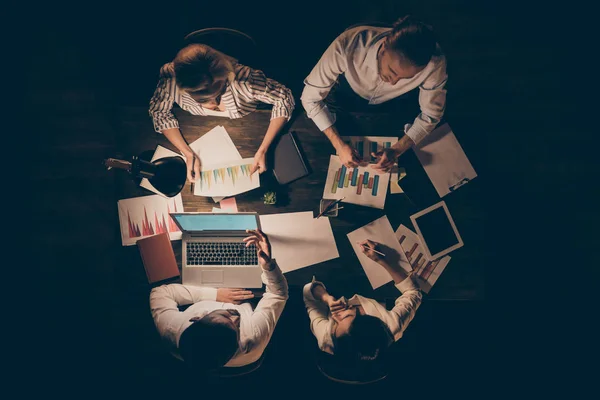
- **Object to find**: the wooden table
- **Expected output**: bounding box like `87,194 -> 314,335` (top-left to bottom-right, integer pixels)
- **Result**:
115,107 -> 485,302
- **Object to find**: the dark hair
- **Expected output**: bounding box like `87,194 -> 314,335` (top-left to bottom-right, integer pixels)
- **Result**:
334,314 -> 393,362
173,44 -> 234,101
178,314 -> 238,371
386,15 -> 437,67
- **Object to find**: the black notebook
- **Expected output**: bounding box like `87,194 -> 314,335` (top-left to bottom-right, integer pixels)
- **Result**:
272,131 -> 309,184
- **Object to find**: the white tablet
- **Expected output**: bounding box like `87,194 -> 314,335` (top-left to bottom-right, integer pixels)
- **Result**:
410,201 -> 463,259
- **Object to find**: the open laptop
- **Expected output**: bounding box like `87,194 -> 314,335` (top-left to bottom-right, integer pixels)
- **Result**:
170,212 -> 263,288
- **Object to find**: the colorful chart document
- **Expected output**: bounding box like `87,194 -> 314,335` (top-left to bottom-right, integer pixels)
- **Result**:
340,136 -> 398,162
347,216 -> 412,289
323,155 -> 390,209
395,224 -> 451,293
193,158 -> 259,197
118,194 -> 183,246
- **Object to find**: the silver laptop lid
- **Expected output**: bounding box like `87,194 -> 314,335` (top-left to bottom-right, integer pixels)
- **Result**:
170,212 -> 261,237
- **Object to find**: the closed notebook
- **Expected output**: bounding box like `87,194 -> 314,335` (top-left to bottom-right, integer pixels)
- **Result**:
272,131 -> 309,184
137,233 -> 180,284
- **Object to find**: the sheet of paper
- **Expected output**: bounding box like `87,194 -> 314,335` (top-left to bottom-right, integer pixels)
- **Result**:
219,197 -> 238,212
347,216 -> 412,289
390,166 -> 406,194
323,155 -> 390,209
413,123 -> 477,197
212,207 -> 226,213
395,224 -> 450,293
140,145 -> 183,197
259,212 -> 339,273
117,194 -> 183,246
193,158 -> 259,197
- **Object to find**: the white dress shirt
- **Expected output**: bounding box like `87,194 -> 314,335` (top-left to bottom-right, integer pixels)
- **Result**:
302,276 -> 422,355
149,260 -> 288,367
301,26 -> 447,145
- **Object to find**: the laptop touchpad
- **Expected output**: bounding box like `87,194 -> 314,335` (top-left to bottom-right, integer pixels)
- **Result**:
201,270 -> 224,284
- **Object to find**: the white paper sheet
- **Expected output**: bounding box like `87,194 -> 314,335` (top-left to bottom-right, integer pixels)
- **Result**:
117,194 -> 183,246
193,158 -> 259,197
323,155 -> 390,209
347,216 -> 412,289
259,211 -> 339,273
395,224 -> 450,293
413,123 -> 477,197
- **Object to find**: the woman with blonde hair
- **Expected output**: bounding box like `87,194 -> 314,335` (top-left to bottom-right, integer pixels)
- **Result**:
150,44 -> 295,181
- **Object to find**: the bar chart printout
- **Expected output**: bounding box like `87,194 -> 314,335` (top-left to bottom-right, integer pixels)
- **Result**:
193,158 -> 260,197
118,194 -> 183,246
395,224 -> 451,293
340,136 -> 398,162
323,155 -> 390,209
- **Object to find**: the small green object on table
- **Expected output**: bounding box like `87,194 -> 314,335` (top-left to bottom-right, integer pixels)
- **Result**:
263,191 -> 277,205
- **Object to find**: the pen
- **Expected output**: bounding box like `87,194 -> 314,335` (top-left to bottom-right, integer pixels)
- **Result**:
358,242 -> 386,257
316,197 -> 344,219
190,154 -> 195,193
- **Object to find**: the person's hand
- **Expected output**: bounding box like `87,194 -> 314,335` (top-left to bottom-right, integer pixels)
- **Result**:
243,229 -> 272,267
371,148 -> 399,172
216,288 -> 255,304
360,239 -> 385,263
185,151 -> 201,183
324,295 -> 347,313
337,143 -> 361,168
250,150 -> 267,175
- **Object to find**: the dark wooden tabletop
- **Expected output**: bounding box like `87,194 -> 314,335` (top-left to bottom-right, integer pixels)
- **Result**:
113,107 -> 484,302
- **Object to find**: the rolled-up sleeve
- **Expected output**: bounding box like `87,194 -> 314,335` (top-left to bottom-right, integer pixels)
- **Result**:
301,32 -> 349,131
405,57 -> 448,145
302,279 -> 333,353
149,64 -> 180,133
387,276 -> 423,340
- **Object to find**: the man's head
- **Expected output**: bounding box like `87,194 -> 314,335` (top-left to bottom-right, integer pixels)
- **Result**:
173,44 -> 234,109
178,309 -> 241,371
332,311 -> 393,361
377,15 -> 437,85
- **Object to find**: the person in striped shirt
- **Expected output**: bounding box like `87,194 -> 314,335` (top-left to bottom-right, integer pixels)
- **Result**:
149,44 -> 295,181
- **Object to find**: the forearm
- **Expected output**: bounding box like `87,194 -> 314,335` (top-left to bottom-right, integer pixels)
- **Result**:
379,260 -> 409,284
391,134 -> 415,158
310,283 -> 332,302
323,125 -> 345,151
162,128 -> 194,158
257,117 -> 286,154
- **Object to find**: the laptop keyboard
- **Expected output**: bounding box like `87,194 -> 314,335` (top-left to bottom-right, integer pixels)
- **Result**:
186,242 -> 259,266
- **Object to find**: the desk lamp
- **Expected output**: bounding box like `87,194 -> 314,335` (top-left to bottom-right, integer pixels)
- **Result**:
104,154 -> 186,198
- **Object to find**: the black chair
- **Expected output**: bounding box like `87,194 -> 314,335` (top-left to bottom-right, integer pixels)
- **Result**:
315,350 -> 389,385
183,27 -> 258,67
210,353 -> 265,378
344,21 -> 391,31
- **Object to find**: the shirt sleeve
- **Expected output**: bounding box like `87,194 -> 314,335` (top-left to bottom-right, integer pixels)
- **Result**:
301,32 -> 349,131
149,284 -> 217,338
246,260 -> 289,353
302,279 -> 332,352
387,276 -> 423,341
149,63 -> 180,133
237,68 -> 295,121
405,57 -> 448,145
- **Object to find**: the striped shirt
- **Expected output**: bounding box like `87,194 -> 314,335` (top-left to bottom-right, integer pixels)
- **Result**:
149,62 -> 295,133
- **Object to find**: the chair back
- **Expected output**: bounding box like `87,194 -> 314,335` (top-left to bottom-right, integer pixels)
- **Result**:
183,28 -> 258,66
315,350 -> 388,385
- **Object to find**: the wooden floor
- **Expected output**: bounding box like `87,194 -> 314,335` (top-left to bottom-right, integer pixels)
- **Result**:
27,0 -> 586,395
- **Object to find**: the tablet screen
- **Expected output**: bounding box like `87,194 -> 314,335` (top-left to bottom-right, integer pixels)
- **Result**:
413,206 -> 459,256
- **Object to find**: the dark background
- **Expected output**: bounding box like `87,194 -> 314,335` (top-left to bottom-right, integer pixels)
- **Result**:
25,0 -> 593,395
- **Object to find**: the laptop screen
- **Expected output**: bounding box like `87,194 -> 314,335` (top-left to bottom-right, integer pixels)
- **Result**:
172,214 -> 258,232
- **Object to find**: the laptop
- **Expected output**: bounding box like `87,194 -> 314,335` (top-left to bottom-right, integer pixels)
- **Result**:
170,212 -> 263,288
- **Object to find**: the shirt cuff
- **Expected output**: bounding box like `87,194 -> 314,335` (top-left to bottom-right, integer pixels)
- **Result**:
201,286 -> 218,301
395,274 -> 420,293
271,106 -> 291,121
404,123 -> 429,146
310,106 -> 336,131
153,119 -> 180,134
302,278 -> 327,302
261,259 -> 284,281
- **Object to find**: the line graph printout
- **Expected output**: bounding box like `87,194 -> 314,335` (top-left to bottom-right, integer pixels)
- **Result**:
323,155 -> 390,209
193,158 -> 259,197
